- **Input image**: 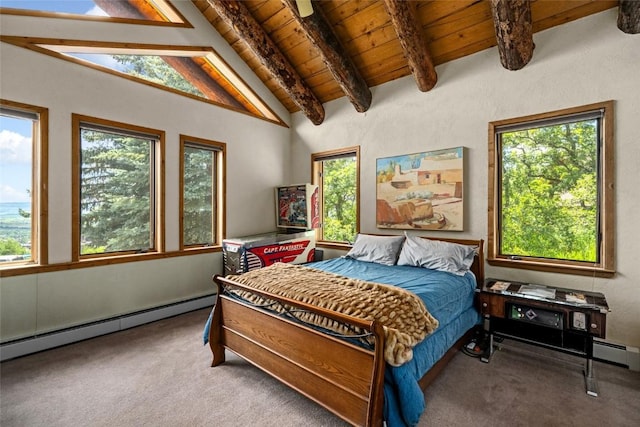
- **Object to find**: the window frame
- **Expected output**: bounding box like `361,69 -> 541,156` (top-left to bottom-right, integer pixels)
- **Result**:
0,99 -> 49,268
488,101 -> 614,277
71,114 -> 165,261
179,134 -> 226,251
0,37 -> 286,127
311,146 -> 360,248
0,0 -> 191,27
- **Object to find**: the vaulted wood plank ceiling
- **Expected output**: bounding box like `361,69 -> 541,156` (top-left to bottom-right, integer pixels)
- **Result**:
191,0 -> 638,125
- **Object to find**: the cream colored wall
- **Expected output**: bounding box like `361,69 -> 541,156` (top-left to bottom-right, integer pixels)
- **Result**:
289,10 -> 640,349
0,2 -> 290,342
1,255 -> 217,338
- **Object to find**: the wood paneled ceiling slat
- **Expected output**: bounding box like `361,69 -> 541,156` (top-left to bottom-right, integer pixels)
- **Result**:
269,20 -> 312,51
257,5 -> 296,34
325,1 -> 390,37
360,49 -> 412,82
335,16 -> 397,53
532,1 -> 618,32
252,0 -> 290,20
192,0 -> 623,124
416,0 -> 484,28
421,1 -> 494,43
427,20 -> 497,62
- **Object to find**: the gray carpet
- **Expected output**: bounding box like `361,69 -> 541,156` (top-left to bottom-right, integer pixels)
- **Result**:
424,340 -> 640,426
1,308 -> 639,427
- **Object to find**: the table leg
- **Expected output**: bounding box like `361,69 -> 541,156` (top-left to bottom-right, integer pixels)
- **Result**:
481,332 -> 494,363
584,358 -> 599,397
584,335 -> 599,397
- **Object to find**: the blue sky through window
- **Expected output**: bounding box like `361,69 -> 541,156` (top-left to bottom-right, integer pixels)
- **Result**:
0,115 -> 32,203
0,1 -> 105,16
69,53 -> 126,71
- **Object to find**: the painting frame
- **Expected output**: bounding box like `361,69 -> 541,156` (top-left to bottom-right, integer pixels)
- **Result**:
376,147 -> 464,231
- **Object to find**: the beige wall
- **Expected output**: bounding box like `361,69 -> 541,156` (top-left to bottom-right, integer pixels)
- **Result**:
289,10 -> 640,349
0,2 -> 290,342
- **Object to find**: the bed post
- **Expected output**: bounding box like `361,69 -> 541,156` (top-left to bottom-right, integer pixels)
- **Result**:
209,275 -> 226,367
368,321 -> 386,426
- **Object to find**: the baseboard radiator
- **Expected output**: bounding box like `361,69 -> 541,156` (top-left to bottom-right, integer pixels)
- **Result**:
0,295 -> 215,362
2,298 -> 638,371
593,339 -> 640,371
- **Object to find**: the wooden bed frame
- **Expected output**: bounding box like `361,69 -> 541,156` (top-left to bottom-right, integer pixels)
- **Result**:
208,237 -> 484,426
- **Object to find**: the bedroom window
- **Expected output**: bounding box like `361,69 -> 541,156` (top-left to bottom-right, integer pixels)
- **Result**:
180,135 -> 226,250
312,146 -> 360,245
0,38 -> 285,127
72,114 -> 164,260
488,101 -> 614,277
0,0 -> 189,26
0,100 -> 48,267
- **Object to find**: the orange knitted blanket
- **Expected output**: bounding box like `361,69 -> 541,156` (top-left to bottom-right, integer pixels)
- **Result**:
227,262 -> 439,366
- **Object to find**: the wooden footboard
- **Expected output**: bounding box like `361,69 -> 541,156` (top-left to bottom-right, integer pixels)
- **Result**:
209,275 -> 387,426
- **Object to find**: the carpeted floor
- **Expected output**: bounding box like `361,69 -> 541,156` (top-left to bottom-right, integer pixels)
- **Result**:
1,308 -> 639,427
423,339 -> 640,426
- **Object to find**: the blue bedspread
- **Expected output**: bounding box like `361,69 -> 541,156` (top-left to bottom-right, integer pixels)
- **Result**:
204,258 -> 480,426
305,257 -> 480,426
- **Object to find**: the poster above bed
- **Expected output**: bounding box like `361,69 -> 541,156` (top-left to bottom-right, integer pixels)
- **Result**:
376,147 -> 464,231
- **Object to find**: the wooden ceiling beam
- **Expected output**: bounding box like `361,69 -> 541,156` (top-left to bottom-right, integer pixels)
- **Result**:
203,0 -> 325,125
382,0 -> 437,92
618,0 -> 640,34
281,0 -> 371,113
490,0 -> 534,71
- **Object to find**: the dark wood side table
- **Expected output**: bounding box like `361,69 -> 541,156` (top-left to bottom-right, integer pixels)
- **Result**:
478,279 -> 609,397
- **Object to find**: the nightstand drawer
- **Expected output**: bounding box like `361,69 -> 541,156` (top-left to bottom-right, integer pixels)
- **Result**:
585,312 -> 606,338
478,292 -> 505,318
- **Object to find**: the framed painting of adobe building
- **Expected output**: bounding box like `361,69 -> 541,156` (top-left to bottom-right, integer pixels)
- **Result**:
376,147 -> 464,231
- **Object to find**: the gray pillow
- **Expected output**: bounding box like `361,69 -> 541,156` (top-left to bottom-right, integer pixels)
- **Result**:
397,233 -> 475,275
345,234 -> 405,266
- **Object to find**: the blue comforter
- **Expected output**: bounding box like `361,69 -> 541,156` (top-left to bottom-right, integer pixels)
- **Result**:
305,257 -> 480,426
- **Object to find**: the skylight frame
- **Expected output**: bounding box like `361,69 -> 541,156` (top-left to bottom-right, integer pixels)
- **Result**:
0,36 -> 287,127
0,0 -> 192,28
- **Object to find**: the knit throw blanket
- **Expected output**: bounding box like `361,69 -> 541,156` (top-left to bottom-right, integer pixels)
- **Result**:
226,262 -> 439,366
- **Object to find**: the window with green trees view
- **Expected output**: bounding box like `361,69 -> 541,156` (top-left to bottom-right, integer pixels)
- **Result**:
312,147 -> 359,244
72,115 -> 164,258
488,101 -> 614,276
0,37 -> 284,125
180,135 -> 225,249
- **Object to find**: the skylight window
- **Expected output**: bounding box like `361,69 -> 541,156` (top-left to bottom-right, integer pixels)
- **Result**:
1,0 -> 107,16
0,37 -> 285,126
69,53 -> 205,98
0,0 -> 187,25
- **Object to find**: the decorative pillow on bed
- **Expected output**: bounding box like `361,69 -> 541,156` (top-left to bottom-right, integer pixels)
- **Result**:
397,233 -> 475,275
344,234 -> 405,266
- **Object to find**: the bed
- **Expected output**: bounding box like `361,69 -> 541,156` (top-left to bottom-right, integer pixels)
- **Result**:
205,234 -> 484,426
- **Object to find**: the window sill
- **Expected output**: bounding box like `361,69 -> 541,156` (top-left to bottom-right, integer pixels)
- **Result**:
0,246 -> 222,278
487,258 -> 615,278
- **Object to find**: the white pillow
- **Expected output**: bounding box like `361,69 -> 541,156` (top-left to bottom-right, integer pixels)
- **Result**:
397,233 -> 475,275
345,234 -> 405,266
